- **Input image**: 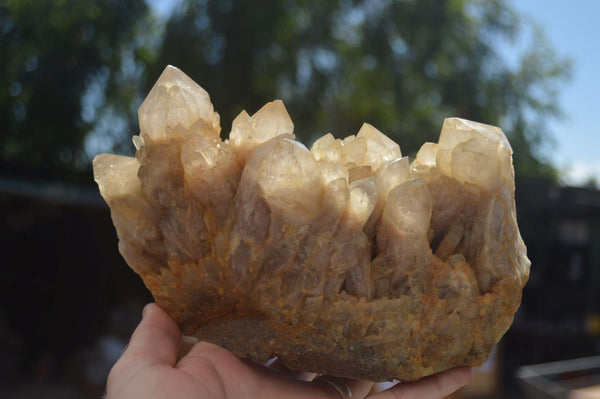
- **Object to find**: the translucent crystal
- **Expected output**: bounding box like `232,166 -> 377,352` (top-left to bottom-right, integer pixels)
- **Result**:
94,154 -> 141,198
229,100 -> 294,163
356,123 -> 402,170
246,137 -> 323,225
311,133 -> 342,163
412,142 -> 438,169
434,118 -> 512,192
138,65 -> 219,142
93,66 -> 530,382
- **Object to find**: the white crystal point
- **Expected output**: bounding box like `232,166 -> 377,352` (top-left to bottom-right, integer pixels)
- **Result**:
251,100 -> 294,138
310,124 -> 400,175
248,137 -> 324,225
310,134 -> 348,183
229,100 -> 294,163
435,117 -> 512,192
93,154 -> 141,198
412,142 -> 438,170
311,133 -> 343,164
375,157 -> 411,201
356,123 -> 402,171
340,135 -> 366,167
93,153 -> 160,250
229,110 -> 256,160
138,65 -> 219,142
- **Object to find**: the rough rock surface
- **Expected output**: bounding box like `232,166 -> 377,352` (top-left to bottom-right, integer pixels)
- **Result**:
93,65 -> 530,381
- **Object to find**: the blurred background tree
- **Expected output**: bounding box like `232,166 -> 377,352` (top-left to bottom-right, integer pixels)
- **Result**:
0,0 -> 153,180
0,0 -> 569,183
150,0 -> 570,180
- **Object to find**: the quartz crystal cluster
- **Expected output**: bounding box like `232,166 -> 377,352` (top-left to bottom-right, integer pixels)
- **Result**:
94,65 -> 530,381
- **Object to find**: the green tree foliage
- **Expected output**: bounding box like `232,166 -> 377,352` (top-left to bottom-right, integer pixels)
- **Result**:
0,0 -> 151,179
0,0 -> 569,181
152,0 -> 569,179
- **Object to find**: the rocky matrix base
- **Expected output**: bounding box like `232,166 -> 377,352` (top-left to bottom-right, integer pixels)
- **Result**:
93,65 -> 530,381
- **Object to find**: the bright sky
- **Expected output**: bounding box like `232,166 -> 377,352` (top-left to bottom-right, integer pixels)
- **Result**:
509,0 -> 600,185
146,0 -> 599,186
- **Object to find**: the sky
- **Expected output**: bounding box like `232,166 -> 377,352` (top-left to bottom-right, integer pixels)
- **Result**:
146,0 -> 599,186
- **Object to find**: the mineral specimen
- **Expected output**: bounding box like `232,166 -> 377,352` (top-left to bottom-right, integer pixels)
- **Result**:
93,65 -> 530,381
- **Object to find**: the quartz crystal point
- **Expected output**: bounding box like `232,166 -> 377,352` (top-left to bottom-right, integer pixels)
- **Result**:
93,65 -> 530,381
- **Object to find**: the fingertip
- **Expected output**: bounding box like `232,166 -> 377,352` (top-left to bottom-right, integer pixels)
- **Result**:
123,303 -> 182,366
368,366 -> 474,399
142,302 -> 166,319
435,366 -> 474,391
140,303 -> 177,329
455,366 -> 474,385
142,302 -> 155,319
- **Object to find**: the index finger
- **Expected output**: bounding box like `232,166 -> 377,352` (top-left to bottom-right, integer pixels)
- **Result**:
368,367 -> 473,399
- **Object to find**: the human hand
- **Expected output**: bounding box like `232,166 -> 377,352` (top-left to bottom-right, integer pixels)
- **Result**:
106,303 -> 472,399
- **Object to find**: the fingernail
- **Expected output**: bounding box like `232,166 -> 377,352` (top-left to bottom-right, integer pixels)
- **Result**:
142,303 -> 154,318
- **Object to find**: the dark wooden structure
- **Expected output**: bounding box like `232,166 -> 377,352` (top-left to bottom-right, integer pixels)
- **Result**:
1,175 -> 599,396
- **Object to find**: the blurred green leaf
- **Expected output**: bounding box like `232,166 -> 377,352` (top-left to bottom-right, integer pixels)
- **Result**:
0,0 -> 571,182
0,0 -> 151,180
147,0 -> 569,180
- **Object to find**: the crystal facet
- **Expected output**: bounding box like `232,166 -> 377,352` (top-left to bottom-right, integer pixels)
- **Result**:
94,65 -> 530,381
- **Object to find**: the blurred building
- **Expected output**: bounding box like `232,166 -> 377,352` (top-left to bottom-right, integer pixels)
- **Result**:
0,171 -> 150,397
2,174 -> 599,397
500,179 -> 600,395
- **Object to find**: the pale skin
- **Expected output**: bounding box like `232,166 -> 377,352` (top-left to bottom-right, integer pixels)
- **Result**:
106,303 -> 473,399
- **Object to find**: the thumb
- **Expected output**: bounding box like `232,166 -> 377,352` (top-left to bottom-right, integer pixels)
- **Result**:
119,303 -> 182,368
